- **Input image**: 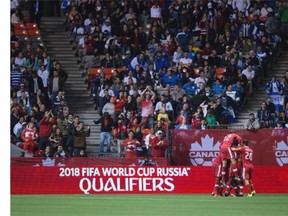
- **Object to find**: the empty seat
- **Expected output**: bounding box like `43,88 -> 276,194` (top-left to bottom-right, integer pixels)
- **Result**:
27,29 -> 41,36
26,23 -> 38,30
14,29 -> 28,36
216,67 -> 226,79
13,23 -> 26,30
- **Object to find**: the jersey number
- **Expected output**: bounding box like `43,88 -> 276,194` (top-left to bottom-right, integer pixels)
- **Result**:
245,151 -> 253,161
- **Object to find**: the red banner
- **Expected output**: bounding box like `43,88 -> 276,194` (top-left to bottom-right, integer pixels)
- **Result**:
171,129 -> 288,166
10,157 -> 168,166
11,166 -> 288,194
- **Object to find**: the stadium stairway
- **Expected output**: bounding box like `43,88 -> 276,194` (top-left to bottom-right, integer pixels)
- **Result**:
235,50 -> 288,125
40,17 -> 105,156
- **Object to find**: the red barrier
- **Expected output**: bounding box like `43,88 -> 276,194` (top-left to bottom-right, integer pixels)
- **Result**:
11,166 -> 288,194
171,129 -> 288,166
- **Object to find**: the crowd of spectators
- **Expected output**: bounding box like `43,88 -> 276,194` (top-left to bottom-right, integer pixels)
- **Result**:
10,0 -> 91,157
10,0 -> 288,157
62,0 -> 288,156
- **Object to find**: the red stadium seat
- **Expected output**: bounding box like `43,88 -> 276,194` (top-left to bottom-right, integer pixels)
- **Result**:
193,68 -> 200,76
13,23 -> 26,30
27,29 -> 41,36
142,128 -> 151,136
14,29 -> 28,36
216,67 -> 226,79
26,23 -> 39,30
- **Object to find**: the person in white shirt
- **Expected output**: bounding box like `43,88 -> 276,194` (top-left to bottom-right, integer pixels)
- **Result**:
232,0 -> 250,12
194,71 -> 207,87
37,65 -> 49,91
173,46 -> 183,66
242,65 -> 255,95
99,84 -> 115,98
123,71 -> 137,85
179,51 -> 192,68
155,94 -> 174,114
150,4 -> 161,21
13,117 -> 26,140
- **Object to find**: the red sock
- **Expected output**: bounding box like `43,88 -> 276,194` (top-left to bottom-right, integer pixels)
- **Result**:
249,180 -> 254,191
212,178 -> 220,194
230,163 -> 239,178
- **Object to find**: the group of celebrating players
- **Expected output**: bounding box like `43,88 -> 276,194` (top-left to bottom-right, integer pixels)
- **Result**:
212,131 -> 256,197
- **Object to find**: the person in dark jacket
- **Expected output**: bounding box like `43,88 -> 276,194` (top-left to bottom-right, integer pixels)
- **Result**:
94,112 -> 114,153
73,121 -> 90,156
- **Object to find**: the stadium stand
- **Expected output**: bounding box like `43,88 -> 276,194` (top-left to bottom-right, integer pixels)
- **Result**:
10,0 -> 288,159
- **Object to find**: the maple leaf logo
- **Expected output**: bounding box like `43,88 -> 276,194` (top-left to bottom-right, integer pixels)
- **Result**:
189,135 -> 220,166
275,140 -> 288,166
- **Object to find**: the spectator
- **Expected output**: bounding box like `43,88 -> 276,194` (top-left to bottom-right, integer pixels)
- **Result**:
257,102 -> 271,128
21,122 -> 39,155
121,130 -> 141,158
38,110 -> 56,150
205,109 -> 217,128
138,86 -> 156,129
242,65 -> 255,96
102,97 -> 115,117
11,66 -> 23,90
49,127 -> 63,154
172,46 -> 183,66
264,75 -> 282,95
244,113 -> 260,131
73,122 -> 90,157
13,116 -> 26,142
42,146 -> 53,158
37,65 -> 49,93
114,114 -> 128,155
232,0 -> 251,13
175,117 -> 191,129
94,112 -> 115,153
196,118 -> 208,129
54,145 -> 68,157
151,130 -> 168,157
179,51 -> 192,68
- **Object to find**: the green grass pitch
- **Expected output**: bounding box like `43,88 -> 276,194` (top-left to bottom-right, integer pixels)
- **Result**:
11,194 -> 288,216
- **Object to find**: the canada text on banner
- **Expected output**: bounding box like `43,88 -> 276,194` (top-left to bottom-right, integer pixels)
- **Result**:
171,129 -> 288,166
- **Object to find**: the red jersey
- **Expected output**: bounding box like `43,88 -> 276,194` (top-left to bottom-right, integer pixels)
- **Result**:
121,138 -> 140,158
239,146 -> 254,168
221,133 -> 242,148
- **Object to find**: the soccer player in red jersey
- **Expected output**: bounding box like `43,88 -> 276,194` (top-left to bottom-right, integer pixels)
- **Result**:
211,154 -> 224,197
220,132 -> 242,184
232,140 -> 256,197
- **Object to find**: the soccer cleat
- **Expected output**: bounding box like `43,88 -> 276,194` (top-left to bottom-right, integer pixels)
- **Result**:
251,190 -> 256,196
247,193 -> 253,197
213,194 -> 221,197
220,179 -> 226,186
224,191 -> 230,197
233,177 -> 241,182
236,193 -> 244,197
